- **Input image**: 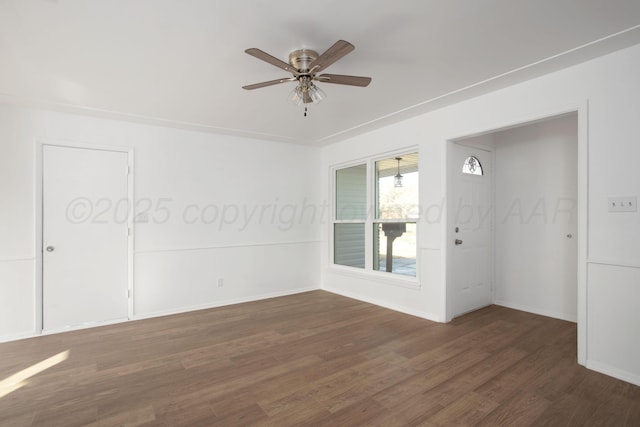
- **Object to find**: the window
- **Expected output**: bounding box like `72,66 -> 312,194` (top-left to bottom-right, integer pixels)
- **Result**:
333,152 -> 419,277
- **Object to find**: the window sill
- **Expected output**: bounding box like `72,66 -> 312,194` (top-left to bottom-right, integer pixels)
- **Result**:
327,265 -> 421,290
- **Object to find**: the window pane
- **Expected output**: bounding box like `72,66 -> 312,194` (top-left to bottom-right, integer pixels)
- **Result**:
336,164 -> 367,220
373,222 -> 417,277
376,153 -> 419,219
334,223 -> 365,268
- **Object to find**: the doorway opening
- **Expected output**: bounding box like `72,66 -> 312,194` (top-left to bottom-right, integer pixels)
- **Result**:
447,112 -> 579,322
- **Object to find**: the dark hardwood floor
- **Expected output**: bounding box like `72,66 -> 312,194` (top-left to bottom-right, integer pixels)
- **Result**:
0,290 -> 638,426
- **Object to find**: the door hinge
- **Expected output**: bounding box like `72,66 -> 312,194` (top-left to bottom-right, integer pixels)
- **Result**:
128,289 -> 132,298
126,165 -> 131,175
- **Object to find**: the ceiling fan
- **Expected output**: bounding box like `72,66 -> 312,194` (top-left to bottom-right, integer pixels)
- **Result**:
242,40 -> 372,106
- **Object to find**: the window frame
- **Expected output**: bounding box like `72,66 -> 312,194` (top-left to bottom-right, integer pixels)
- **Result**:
330,148 -> 420,285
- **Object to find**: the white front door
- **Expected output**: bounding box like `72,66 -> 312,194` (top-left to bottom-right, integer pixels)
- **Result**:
448,144 -> 492,318
42,145 -> 129,331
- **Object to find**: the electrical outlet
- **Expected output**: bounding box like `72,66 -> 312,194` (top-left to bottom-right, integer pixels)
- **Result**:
217,278 -> 224,287
608,196 -> 637,213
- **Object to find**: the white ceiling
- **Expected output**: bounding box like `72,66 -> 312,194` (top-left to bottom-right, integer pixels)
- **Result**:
1,1 -> 639,145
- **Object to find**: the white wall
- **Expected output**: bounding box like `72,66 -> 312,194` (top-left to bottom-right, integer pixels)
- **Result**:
587,263 -> 640,384
320,43 -> 640,385
0,105 -> 321,340
493,115 -> 578,321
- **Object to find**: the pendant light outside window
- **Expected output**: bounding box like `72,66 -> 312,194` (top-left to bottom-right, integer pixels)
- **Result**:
394,157 -> 403,188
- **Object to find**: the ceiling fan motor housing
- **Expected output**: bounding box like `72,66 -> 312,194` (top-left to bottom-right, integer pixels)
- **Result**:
289,49 -> 319,73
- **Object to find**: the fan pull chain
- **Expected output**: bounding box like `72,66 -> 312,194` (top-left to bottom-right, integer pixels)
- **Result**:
304,106 -> 308,117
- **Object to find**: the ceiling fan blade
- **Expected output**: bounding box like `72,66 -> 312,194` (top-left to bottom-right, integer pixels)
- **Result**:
245,48 -> 299,75
315,74 -> 372,87
308,40 -> 355,73
242,77 -> 296,90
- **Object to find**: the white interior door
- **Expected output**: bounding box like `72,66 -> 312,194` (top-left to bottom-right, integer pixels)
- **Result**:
43,145 -> 129,331
448,144 -> 492,318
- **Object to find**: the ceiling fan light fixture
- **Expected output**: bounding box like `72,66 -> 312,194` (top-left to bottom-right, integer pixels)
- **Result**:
309,83 -> 326,104
289,86 -> 304,106
289,78 -> 326,106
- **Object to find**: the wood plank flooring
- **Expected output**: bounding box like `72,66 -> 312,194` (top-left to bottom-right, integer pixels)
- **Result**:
0,290 -> 638,426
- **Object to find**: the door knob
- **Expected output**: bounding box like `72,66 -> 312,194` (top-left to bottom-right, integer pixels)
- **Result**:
46,246 -> 55,252
455,239 -> 463,245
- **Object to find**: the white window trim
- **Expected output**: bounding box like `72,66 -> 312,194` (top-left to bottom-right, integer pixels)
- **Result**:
330,147 -> 420,284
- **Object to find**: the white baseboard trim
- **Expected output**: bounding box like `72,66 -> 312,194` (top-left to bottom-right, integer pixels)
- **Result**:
494,300 -> 577,323
0,330 -> 38,344
132,286 -> 320,321
0,286 -> 320,343
41,317 -> 130,336
322,285 -> 442,322
586,359 -> 640,387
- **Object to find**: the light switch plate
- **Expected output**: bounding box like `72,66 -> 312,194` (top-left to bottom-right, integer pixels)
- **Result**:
608,196 -> 637,212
